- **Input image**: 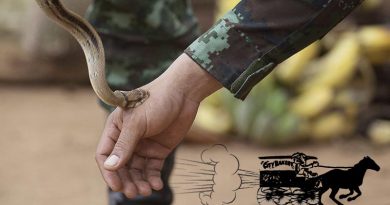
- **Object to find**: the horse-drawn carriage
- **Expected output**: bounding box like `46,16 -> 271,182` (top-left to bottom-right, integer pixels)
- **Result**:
256,154 -> 380,205
257,154 -> 320,205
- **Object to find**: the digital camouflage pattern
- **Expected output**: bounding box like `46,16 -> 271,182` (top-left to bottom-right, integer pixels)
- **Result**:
86,0 -> 199,42
185,0 -> 364,99
86,0 -> 200,111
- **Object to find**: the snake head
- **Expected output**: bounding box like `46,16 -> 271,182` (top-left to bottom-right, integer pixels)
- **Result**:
114,89 -> 150,108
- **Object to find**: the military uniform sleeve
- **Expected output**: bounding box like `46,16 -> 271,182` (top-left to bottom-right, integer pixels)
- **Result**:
184,0 -> 364,99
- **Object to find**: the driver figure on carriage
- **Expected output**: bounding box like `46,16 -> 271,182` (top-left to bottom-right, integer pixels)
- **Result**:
292,152 -> 319,179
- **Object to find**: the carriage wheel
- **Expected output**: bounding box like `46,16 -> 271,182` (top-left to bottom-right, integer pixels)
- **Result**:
305,190 -> 320,205
257,188 -> 275,205
257,187 -> 293,205
290,189 -> 320,205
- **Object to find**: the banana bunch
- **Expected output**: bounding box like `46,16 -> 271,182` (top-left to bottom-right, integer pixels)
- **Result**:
300,33 -> 361,90
278,32 -> 372,141
189,1 -> 389,145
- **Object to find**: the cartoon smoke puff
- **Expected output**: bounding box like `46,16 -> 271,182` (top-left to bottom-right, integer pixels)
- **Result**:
199,144 -> 242,205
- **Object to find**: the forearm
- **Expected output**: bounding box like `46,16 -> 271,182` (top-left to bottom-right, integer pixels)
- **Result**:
154,54 -> 222,103
185,0 -> 364,99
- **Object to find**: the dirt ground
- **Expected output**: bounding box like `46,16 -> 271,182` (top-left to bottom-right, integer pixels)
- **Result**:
0,85 -> 389,205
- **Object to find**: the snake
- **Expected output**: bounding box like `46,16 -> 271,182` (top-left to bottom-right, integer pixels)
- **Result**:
35,0 -> 149,108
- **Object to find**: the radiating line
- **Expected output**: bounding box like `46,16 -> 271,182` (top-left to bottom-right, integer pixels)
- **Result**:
178,159 -> 214,166
241,179 -> 259,181
188,172 -> 215,176
190,184 -> 214,188
200,168 -> 215,173
239,169 -> 258,174
174,184 -> 214,188
240,177 -> 259,180
187,187 -> 213,190
181,187 -> 214,191
176,178 -> 214,182
180,188 -> 214,192
174,174 -> 212,178
242,182 -> 260,184
173,188 -> 213,192
241,183 -> 259,185
171,182 -> 200,185
238,172 -> 258,175
175,162 -> 198,167
175,167 -> 214,173
239,174 -> 259,178
240,173 -> 258,176
242,180 -> 259,183
239,186 -> 257,190
175,190 -> 213,194
241,184 -> 260,186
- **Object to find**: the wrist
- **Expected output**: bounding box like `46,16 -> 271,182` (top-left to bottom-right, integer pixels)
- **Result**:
160,54 -> 222,103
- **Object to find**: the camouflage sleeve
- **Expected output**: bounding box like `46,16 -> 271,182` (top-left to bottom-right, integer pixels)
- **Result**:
86,0 -> 199,43
184,0 -> 364,99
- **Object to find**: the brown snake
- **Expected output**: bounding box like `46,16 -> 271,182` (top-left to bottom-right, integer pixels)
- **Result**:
35,0 -> 149,108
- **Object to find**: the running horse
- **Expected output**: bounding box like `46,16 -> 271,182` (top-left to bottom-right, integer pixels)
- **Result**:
317,156 -> 380,205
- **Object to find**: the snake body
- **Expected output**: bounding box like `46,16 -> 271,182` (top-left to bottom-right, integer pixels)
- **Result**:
35,0 -> 149,108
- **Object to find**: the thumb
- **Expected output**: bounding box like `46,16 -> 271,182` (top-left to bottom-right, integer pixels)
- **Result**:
104,122 -> 143,171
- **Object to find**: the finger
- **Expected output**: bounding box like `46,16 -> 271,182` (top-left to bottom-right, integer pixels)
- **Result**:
97,123 -> 120,156
129,155 -> 152,196
145,158 -> 164,190
95,114 -> 122,191
118,167 -> 138,199
104,119 -> 142,171
96,154 -> 122,192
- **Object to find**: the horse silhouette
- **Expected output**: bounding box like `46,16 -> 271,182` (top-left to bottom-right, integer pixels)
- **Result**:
316,156 -> 380,205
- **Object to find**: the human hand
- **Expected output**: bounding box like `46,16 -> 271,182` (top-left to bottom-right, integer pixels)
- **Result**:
95,54 -> 221,198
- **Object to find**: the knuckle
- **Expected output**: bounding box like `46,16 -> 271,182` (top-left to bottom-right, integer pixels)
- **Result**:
115,138 -> 130,152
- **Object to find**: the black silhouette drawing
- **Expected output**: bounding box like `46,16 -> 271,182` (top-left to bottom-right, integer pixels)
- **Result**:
292,152 -> 319,178
171,146 -> 380,205
257,153 -> 380,205
316,156 -> 380,205
258,154 -> 321,205
172,145 -> 259,205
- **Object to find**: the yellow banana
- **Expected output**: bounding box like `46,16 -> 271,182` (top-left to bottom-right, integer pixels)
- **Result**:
276,42 -> 320,85
301,33 -> 360,90
290,86 -> 333,118
311,112 -> 352,140
358,26 -> 390,64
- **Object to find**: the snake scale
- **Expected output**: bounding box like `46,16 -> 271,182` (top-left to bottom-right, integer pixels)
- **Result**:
35,0 -> 149,108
